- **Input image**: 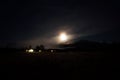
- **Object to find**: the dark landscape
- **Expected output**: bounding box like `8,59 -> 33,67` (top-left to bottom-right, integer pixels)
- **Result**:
0,41 -> 117,80
0,0 -> 119,80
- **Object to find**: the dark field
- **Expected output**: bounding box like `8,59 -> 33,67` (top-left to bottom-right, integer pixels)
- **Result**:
0,51 -> 113,80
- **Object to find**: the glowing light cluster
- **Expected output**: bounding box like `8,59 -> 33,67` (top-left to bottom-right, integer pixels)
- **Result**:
29,49 -> 34,53
26,49 -> 34,53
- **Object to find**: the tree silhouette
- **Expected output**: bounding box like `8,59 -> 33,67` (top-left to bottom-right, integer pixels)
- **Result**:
28,45 -> 32,49
35,45 -> 45,51
39,45 -> 45,50
35,45 -> 40,51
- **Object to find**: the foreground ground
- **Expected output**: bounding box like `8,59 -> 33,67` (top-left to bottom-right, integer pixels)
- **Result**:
0,51 -> 113,80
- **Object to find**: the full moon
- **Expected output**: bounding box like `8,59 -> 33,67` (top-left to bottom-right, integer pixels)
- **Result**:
59,32 -> 68,42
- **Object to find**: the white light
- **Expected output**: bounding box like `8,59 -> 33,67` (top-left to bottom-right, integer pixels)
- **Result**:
51,50 -> 54,52
26,50 -> 28,52
39,50 -> 42,52
28,49 -> 34,53
59,32 -> 68,42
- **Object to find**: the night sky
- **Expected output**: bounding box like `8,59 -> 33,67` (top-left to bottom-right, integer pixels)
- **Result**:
0,0 -> 120,48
